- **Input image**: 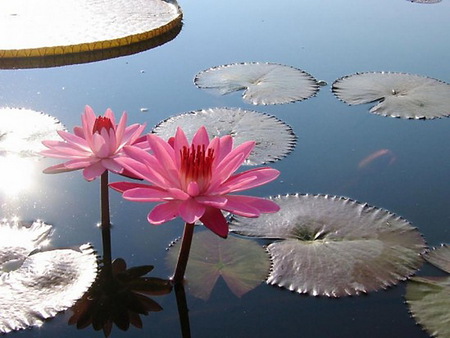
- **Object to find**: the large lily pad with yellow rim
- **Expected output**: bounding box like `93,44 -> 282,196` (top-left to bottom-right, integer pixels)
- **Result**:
0,0 -> 182,65
230,194 -> 427,297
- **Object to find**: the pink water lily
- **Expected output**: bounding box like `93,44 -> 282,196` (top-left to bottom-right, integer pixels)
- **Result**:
41,106 -> 147,181
110,126 -> 280,238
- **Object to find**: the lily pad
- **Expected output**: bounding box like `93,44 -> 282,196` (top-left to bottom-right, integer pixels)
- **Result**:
153,107 -> 296,165
408,0 -> 441,3
166,230 -> 270,300
0,219 -> 52,272
0,108 -> 64,156
0,0 -> 182,60
332,72 -> 450,119
406,245 -> 450,337
194,62 -> 319,105
0,243 -> 97,333
230,194 -> 426,297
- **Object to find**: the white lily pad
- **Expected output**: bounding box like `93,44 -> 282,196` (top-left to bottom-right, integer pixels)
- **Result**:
406,245 -> 450,338
0,108 -> 64,156
230,194 -> 426,297
0,219 -> 52,272
194,62 -> 319,105
0,0 -> 182,59
153,107 -> 296,165
332,72 -> 450,119
0,244 -> 97,333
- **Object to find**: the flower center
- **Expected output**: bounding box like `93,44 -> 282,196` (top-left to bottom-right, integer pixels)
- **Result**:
92,116 -> 114,134
180,144 -> 214,192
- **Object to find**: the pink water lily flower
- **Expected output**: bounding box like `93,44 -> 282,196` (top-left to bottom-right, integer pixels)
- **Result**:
110,126 -> 280,238
41,105 -> 147,181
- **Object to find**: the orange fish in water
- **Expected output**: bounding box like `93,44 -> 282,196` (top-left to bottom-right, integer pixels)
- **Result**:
358,149 -> 396,170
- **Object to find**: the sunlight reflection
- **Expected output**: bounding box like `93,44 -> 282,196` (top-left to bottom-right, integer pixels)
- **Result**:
0,155 -> 36,196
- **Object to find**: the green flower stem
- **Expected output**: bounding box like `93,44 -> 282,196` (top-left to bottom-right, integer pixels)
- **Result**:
100,171 -> 113,276
172,222 -> 195,284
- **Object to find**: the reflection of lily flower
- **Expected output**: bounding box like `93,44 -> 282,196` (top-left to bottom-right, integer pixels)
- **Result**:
110,126 -> 280,238
41,105 -> 147,181
69,258 -> 172,337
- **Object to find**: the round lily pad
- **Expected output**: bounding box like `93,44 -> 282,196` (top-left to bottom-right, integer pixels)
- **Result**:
332,72 -> 450,119
0,242 -> 97,333
153,107 -> 296,165
0,108 -> 64,156
194,62 -> 319,105
406,245 -> 450,338
166,230 -> 270,300
0,0 -> 182,60
230,194 -> 426,297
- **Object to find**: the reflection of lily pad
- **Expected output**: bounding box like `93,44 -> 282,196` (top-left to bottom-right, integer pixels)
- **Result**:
0,219 -> 52,272
0,108 -> 64,156
406,245 -> 450,338
0,0 -> 182,59
153,107 -> 296,165
332,72 -> 450,119
0,244 -> 97,333
166,230 -> 270,300
230,194 -> 426,297
194,62 -> 319,105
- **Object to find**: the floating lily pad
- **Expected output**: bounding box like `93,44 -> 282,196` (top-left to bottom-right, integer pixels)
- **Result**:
0,219 -> 52,272
194,62 -> 319,105
230,194 -> 426,297
332,72 -> 450,119
0,108 -> 64,156
0,243 -> 97,333
408,0 -> 441,3
166,230 -> 270,300
406,245 -> 450,338
0,0 -> 182,61
153,107 -> 296,165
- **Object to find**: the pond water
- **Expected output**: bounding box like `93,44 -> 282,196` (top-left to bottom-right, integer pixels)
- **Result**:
1,0 -> 450,337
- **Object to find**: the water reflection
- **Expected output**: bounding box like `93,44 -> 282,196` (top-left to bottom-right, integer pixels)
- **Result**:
0,155 -> 36,196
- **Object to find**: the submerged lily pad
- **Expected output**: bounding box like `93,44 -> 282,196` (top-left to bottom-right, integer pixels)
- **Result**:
153,107 -> 296,165
0,108 -> 64,156
166,230 -> 270,300
406,245 -> 450,338
0,0 -> 182,59
194,62 -> 319,105
0,220 -> 97,333
332,72 -> 450,119
230,194 -> 426,297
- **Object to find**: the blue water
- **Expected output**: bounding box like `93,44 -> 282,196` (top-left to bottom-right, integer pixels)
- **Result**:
1,0 -> 449,337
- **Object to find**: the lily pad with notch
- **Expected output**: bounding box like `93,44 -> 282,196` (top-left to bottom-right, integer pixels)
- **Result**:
194,62 -> 319,105
406,244 -> 450,338
0,220 -> 97,333
153,107 -> 296,165
332,72 -> 450,119
230,194 -> 427,297
166,230 -> 270,300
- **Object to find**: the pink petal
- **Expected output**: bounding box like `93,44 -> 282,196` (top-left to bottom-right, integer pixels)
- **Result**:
148,202 -> 181,224
146,135 -> 179,185
43,163 -> 78,174
213,167 -> 280,194
178,198 -> 205,224
82,161 -> 106,181
64,158 -> 96,169
56,130 -> 90,151
104,108 -> 116,126
82,106 -> 96,145
214,135 -> 233,167
195,195 -> 228,208
173,128 -> 189,168
223,195 -> 280,216
122,186 -> 179,202
109,181 -> 153,193
101,158 -> 122,173
213,141 -> 255,183
199,207 -> 229,238
191,126 -> 209,148
187,181 -> 200,196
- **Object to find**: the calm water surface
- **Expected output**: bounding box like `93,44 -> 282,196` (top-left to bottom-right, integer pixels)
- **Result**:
0,0 -> 449,337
